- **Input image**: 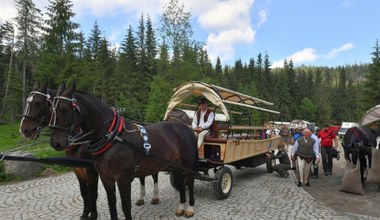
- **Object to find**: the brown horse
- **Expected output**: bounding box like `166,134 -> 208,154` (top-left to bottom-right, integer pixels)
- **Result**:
19,82 -> 161,218
19,81 -> 99,220
48,82 -> 198,219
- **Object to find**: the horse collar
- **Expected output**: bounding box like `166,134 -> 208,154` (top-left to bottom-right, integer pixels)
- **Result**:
89,111 -> 125,156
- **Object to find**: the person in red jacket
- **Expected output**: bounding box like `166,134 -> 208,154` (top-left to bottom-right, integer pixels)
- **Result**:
318,125 -> 338,176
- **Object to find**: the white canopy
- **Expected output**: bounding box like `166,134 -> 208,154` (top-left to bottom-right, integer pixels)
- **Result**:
360,104 -> 380,126
163,81 -> 280,121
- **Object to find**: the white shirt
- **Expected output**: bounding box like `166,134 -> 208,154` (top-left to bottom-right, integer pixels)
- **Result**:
192,110 -> 214,130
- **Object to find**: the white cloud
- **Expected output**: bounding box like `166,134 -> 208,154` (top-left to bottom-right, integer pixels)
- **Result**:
198,0 -> 253,31
205,27 -> 256,61
325,43 -> 354,59
271,48 -> 319,68
257,9 -> 267,27
194,0 -> 256,63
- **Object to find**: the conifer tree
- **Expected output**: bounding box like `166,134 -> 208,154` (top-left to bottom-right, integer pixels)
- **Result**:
145,15 -> 157,76
14,0 -> 42,109
38,0 -> 79,85
363,39 -> 380,110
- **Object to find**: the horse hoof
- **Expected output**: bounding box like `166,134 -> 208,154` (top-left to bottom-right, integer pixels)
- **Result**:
135,199 -> 145,206
175,209 -> 185,216
184,210 -> 194,218
151,198 -> 159,205
80,216 -> 90,220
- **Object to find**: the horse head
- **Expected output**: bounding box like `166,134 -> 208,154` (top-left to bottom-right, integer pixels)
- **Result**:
19,81 -> 53,139
49,81 -> 82,150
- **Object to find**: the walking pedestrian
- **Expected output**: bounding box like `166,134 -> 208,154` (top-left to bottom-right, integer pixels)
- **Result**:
291,128 -> 320,187
317,125 -> 338,175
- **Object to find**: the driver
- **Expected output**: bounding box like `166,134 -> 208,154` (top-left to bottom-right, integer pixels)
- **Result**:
192,97 -> 215,149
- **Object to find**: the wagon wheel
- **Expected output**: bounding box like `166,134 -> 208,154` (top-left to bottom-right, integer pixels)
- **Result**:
213,166 -> 233,200
266,158 -> 274,173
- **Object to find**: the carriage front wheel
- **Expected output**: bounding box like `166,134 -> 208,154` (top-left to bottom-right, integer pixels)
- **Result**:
213,166 -> 233,200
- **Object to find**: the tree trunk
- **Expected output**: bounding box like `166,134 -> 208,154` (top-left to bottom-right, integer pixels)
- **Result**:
1,33 -> 14,118
22,61 -> 26,110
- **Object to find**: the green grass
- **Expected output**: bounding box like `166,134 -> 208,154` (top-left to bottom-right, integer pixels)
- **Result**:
0,124 -> 71,182
0,124 -> 63,156
0,124 -> 23,151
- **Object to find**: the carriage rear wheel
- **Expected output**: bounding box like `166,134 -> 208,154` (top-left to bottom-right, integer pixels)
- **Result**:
213,166 -> 233,200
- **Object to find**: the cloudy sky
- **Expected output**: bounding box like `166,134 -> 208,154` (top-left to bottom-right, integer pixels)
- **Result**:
1,0 -> 379,67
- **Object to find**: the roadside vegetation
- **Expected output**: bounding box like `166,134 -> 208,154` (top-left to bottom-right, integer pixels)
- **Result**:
0,124 -> 70,183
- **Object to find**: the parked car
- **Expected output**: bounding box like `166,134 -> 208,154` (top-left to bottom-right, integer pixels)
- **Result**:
337,122 -> 358,138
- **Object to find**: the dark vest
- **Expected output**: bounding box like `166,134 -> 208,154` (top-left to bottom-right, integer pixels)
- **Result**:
295,137 -> 316,159
196,109 -> 219,135
196,109 -> 212,127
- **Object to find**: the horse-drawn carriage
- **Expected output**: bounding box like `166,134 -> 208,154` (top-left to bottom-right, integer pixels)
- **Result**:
163,81 -> 282,199
17,80 -> 282,219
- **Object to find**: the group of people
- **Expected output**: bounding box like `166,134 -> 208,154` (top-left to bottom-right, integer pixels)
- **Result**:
267,124 -> 339,187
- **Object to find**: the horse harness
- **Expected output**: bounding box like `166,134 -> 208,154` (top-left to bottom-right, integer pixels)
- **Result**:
87,112 -> 152,156
50,94 -> 205,177
348,127 -> 372,150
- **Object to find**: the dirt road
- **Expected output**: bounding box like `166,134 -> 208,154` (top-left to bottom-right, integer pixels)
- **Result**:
302,144 -> 380,218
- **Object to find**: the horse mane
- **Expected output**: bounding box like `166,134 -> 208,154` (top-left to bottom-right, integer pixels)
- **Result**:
75,91 -> 111,112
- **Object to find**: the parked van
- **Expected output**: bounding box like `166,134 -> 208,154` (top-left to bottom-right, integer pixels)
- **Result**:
337,122 -> 359,138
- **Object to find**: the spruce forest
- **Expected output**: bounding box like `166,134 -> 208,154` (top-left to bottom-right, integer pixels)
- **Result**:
1,0 -> 380,127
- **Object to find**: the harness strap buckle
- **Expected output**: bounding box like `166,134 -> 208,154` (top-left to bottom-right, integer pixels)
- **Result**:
136,125 -> 151,156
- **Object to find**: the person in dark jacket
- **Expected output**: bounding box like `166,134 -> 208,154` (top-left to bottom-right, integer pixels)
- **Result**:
266,144 -> 291,178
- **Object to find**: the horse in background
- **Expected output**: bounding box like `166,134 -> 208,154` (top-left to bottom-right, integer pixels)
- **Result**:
341,126 -> 374,187
48,81 -> 198,219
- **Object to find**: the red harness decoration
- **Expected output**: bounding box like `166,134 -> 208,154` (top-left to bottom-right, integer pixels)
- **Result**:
91,111 -> 125,156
